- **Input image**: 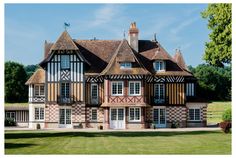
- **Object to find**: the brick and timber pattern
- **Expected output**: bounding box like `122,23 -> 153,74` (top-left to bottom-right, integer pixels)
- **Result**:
166,106 -> 187,127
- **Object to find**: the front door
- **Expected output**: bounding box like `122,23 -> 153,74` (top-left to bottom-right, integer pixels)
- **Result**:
59,108 -> 72,128
110,108 -> 125,129
153,107 -> 166,128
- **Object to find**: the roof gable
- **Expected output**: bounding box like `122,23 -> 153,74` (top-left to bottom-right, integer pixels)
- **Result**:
173,50 -> 188,70
50,31 -> 78,51
101,40 -> 150,75
25,68 -> 45,85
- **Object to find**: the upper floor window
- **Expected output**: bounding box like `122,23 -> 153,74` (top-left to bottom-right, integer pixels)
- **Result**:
129,81 -> 141,96
61,83 -> 70,98
154,60 -> 165,71
111,81 -> 123,96
120,62 -> 132,69
61,55 -> 70,69
34,85 -> 45,96
154,83 -> 165,103
186,83 -> 195,96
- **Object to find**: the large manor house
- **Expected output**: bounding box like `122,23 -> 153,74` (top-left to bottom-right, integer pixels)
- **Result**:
24,22 -> 208,129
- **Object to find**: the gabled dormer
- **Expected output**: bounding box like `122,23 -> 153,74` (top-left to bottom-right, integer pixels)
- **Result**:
153,60 -> 166,72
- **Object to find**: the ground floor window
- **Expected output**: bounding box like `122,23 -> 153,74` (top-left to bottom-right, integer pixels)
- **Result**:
189,108 -> 200,121
6,112 -> 15,121
35,107 -> 44,120
91,109 -> 97,121
129,107 -> 141,121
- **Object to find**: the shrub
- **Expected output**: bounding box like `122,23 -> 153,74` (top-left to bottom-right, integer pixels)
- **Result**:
78,123 -> 83,128
171,121 -> 179,128
222,108 -> 231,122
219,121 -> 231,133
5,118 -> 16,126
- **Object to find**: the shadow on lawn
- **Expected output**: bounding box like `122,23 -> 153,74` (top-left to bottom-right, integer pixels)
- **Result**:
5,143 -> 36,149
5,130 -> 221,140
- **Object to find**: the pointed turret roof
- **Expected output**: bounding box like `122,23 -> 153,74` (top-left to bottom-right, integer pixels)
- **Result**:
50,30 -> 78,51
173,49 -> 188,70
25,68 -> 45,85
101,39 -> 150,75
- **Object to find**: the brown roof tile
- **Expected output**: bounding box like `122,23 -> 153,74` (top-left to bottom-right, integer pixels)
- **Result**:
25,68 -> 45,85
173,49 -> 188,70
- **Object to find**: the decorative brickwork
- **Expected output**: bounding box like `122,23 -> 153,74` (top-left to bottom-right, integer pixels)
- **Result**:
45,104 -> 59,122
166,106 -> 187,122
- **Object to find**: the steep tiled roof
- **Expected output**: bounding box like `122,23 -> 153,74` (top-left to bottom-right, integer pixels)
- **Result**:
50,31 -> 78,51
44,40 -> 53,58
25,68 -> 45,85
173,49 -> 188,70
101,40 -> 150,75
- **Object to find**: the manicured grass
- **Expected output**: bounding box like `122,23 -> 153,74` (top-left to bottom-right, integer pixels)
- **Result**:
5,130 -> 231,154
5,103 -> 28,107
207,101 -> 231,124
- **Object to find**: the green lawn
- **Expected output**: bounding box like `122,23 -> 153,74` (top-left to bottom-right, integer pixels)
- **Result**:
5,130 -> 231,154
5,102 -> 28,107
207,101 -> 231,124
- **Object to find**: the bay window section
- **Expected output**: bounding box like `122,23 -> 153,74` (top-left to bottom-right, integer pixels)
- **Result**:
34,85 -> 45,96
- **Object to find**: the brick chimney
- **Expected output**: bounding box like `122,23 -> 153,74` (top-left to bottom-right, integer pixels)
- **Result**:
128,22 -> 139,52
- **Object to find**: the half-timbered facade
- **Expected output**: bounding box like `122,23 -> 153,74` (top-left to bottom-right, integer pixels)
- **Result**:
26,22 -> 208,129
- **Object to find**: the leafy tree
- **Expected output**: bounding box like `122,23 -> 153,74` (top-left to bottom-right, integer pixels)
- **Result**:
189,64 -> 231,100
201,4 -> 232,67
24,64 -> 39,79
5,61 -> 28,103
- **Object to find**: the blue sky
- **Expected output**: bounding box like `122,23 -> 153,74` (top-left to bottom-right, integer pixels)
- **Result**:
5,4 -> 210,67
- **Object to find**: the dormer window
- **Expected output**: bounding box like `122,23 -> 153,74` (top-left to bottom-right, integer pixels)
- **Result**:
61,55 -> 70,69
120,62 -> 132,69
154,60 -> 165,71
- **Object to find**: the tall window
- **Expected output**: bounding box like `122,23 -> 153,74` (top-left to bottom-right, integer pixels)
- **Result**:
129,81 -> 141,96
34,85 -> 45,96
91,109 -> 97,121
61,55 -> 70,69
189,108 -> 200,121
120,62 -> 132,69
61,83 -> 70,98
111,81 -> 123,96
186,83 -> 195,96
154,84 -> 165,99
129,107 -> 141,121
154,61 -> 165,71
35,107 -> 44,120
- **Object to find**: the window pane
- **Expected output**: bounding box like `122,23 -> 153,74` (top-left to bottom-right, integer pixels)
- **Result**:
61,55 -> 70,69
61,83 -> 70,98
189,109 -> 194,120
111,109 -> 117,120
59,109 -> 65,124
130,108 -> 134,120
91,109 -> 97,121
91,85 -> 98,98
118,83 -> 123,94
35,108 -> 39,120
135,83 -> 140,95
40,86 -> 45,96
195,109 -> 200,120
135,108 -> 140,120
130,83 -> 134,95
40,108 -> 44,120
35,86 -> 39,96
66,109 -> 71,124
112,83 -> 117,95
118,109 -> 124,120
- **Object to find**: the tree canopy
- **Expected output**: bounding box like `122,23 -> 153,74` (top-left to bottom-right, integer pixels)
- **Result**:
201,4 -> 232,67
5,61 -> 28,103
189,64 -> 231,100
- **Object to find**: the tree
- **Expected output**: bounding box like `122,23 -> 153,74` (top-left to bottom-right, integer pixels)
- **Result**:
24,64 -> 39,80
189,64 -> 231,100
5,61 -> 28,103
201,4 -> 232,67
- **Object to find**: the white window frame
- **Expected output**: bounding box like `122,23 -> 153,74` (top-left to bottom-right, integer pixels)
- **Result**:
91,83 -> 98,99
129,81 -> 141,96
186,83 -> 195,96
129,107 -> 141,122
6,112 -> 16,121
111,81 -> 124,96
120,62 -> 132,69
154,60 -> 165,71
61,55 -> 70,69
91,108 -> 98,121
34,107 -> 44,121
34,85 -> 45,96
188,108 -> 201,121
154,83 -> 165,99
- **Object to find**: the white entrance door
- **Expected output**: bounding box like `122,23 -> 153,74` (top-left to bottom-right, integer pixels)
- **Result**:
110,108 -> 125,129
153,107 -> 166,128
59,108 -> 72,128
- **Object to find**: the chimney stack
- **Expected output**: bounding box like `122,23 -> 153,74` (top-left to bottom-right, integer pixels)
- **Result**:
128,22 -> 139,52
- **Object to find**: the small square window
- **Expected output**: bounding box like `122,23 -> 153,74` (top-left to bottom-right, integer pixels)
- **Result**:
154,61 -> 165,71
120,62 -> 132,69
